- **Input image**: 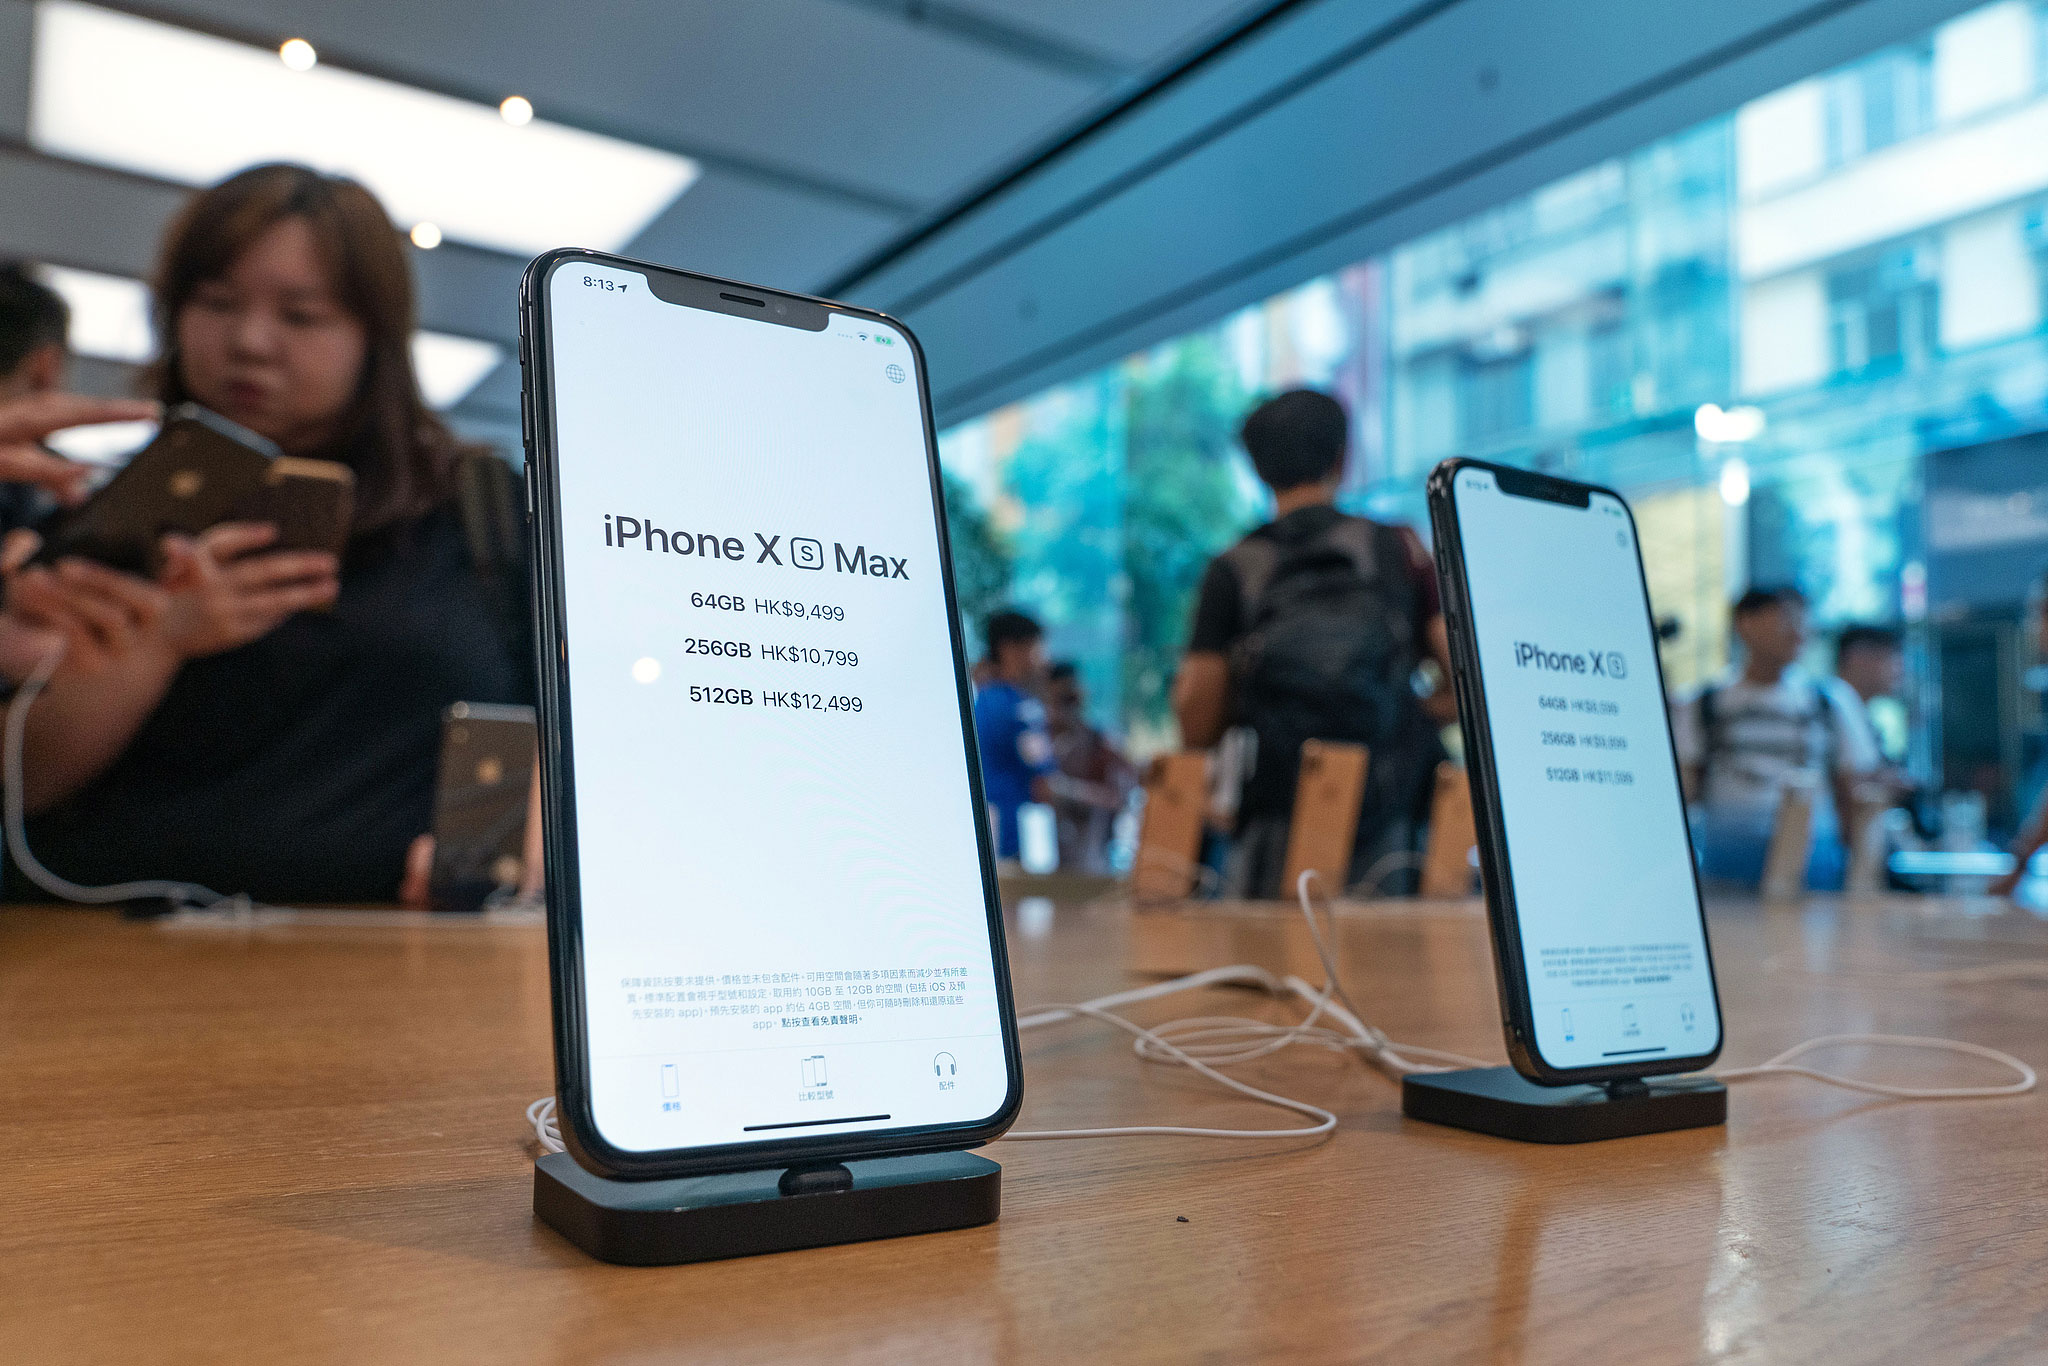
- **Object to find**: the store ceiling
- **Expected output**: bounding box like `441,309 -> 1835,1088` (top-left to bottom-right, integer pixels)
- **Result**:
0,0 -> 1991,448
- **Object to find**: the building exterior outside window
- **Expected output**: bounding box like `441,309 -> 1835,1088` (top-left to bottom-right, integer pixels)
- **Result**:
938,0 -> 2048,830
1823,245 -> 1940,378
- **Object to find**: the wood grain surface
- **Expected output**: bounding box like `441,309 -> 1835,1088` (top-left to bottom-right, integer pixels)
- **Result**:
4,891 -> 2047,1364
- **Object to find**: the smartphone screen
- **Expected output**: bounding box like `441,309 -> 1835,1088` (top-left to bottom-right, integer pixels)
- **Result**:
1445,465 -> 1720,1074
534,257 -> 1015,1160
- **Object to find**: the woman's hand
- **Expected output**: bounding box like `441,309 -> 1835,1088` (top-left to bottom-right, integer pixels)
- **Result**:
0,530 -> 184,816
399,833 -> 435,909
158,522 -> 340,660
0,392 -> 158,505
0,529 -> 170,681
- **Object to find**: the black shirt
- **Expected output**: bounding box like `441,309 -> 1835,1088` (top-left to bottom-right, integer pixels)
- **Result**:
9,501 -> 532,903
1186,505 -> 1439,656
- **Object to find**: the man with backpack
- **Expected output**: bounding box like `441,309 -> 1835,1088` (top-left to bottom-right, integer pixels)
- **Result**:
1172,389 -> 1451,899
1670,586 -> 1876,890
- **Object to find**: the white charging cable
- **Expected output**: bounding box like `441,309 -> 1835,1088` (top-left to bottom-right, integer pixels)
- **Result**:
1003,870 -> 1488,1141
530,1096 -> 564,1153
4,641 -> 240,908
1715,1034 -> 2033,1097
525,866 -> 2035,1155
524,877 -> 1480,1154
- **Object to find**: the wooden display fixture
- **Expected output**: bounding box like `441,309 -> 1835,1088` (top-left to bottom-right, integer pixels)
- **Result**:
1419,761 -> 1479,898
1280,740 -> 1370,898
1759,783 -> 1815,901
1131,752 -> 1209,901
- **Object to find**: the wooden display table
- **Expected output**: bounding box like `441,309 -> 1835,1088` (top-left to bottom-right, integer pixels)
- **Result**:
2,891 -> 2043,1363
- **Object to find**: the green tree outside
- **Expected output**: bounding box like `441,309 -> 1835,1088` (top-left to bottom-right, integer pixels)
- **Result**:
1119,334 -> 1260,741
940,466 -> 1013,657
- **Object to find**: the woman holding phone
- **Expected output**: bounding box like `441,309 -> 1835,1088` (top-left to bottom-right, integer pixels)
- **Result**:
0,163 -> 531,903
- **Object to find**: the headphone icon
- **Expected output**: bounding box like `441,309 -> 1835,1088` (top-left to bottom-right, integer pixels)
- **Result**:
933,1051 -> 957,1077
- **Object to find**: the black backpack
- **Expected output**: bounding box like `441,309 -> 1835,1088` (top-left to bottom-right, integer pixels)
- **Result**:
1224,515 -> 1436,833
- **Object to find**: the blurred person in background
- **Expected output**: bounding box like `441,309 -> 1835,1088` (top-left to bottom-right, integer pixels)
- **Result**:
0,163 -> 531,904
1173,388 -> 1450,899
0,262 -> 112,524
1830,623 -> 1919,886
0,262 -> 70,403
1042,661 -> 1136,873
0,393 -> 164,687
973,608 -> 1054,863
1830,624 -> 1912,800
1993,574 -> 2048,898
0,265 -> 161,685
1672,586 -> 1875,889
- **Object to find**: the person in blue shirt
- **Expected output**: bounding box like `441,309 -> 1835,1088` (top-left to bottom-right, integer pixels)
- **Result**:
973,609 -> 1056,862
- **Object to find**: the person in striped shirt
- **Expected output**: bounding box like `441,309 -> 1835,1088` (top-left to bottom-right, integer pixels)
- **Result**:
1670,586 -> 1878,890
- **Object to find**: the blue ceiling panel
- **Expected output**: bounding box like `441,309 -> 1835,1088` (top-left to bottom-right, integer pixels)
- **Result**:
835,0 -> 1986,425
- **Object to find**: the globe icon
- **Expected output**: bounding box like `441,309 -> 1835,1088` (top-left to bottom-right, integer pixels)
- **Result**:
885,364 -> 906,383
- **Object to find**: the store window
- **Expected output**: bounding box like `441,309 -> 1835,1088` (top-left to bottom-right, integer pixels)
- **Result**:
1823,41 -> 1934,166
1586,315 -> 1633,422
936,0 -> 2045,814
1826,244 -> 1940,376
1458,338 -> 1535,445
2035,1 -> 2048,91
2024,202 -> 2048,323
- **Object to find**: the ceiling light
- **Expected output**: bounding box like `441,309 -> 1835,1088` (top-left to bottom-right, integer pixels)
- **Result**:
278,37 -> 316,71
499,95 -> 533,127
37,264 -> 153,362
409,221 -> 442,250
33,2 -> 698,256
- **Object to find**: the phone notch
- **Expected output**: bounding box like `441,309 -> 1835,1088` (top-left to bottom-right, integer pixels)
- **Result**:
644,271 -> 828,331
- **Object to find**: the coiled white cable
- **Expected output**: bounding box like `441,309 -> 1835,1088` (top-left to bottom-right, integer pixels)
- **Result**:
5,641 -> 239,908
529,1095 -> 564,1154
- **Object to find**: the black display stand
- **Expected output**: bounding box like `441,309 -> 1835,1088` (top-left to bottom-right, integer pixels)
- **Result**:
1401,1066 -> 1725,1143
533,1149 -> 1001,1265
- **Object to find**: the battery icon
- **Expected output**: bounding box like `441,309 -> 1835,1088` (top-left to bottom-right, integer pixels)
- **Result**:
876,334 -> 894,345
